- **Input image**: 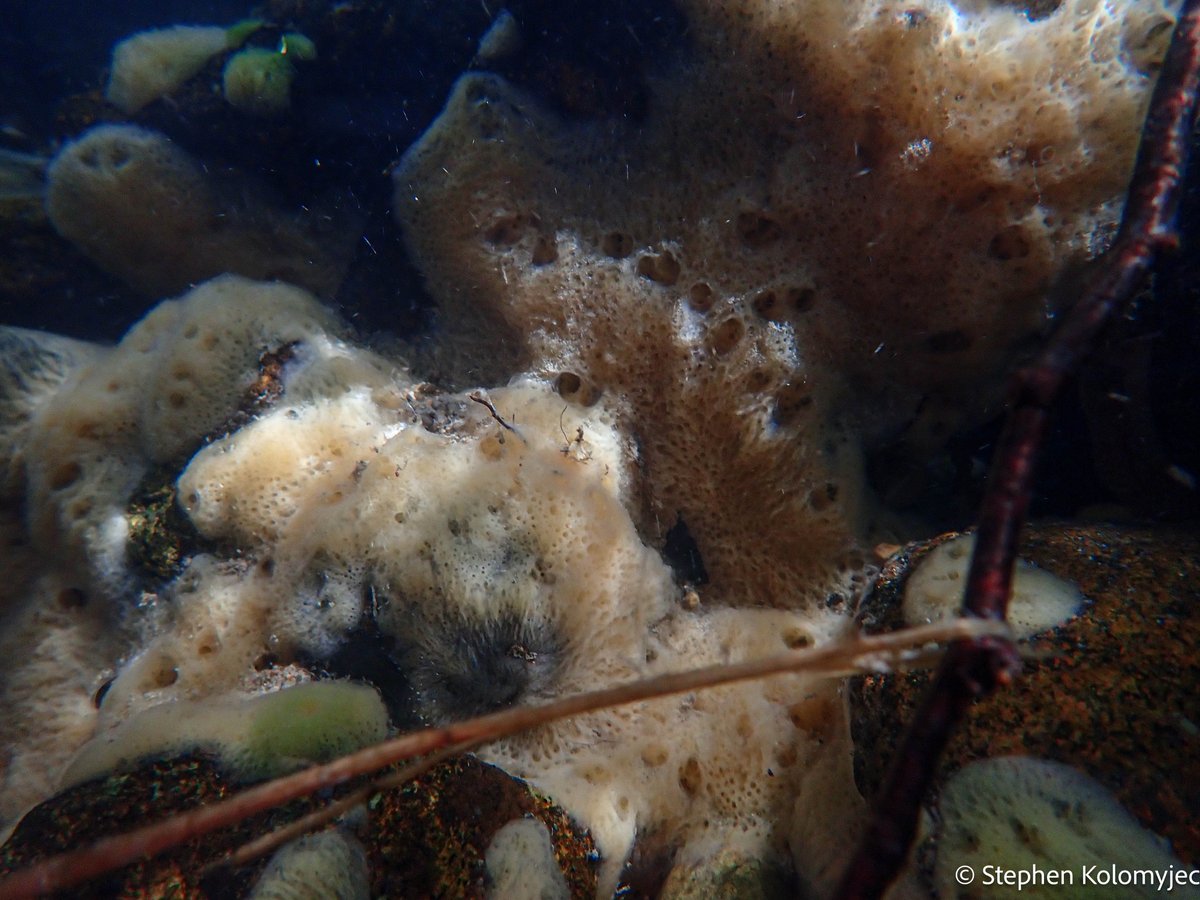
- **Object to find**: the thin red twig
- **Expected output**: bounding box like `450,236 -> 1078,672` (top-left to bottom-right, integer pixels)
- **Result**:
835,3 -> 1200,896
0,619 -> 995,899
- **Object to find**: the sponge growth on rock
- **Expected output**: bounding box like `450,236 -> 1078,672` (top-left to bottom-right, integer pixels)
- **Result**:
0,0 -> 1189,894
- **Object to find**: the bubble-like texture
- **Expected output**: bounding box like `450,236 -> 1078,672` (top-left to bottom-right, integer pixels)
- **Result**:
393,0 -> 1171,611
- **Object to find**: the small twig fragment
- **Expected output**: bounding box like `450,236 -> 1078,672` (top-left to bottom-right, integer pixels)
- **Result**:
469,390 -> 521,438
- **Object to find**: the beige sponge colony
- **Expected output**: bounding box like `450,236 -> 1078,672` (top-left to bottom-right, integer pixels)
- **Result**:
105,25 -> 234,114
1,0 -> 1185,892
903,533 -> 1084,639
249,829 -> 370,900
5,275 -> 359,589
934,756 -> 1190,897
46,125 -> 353,298
392,0 -> 1172,617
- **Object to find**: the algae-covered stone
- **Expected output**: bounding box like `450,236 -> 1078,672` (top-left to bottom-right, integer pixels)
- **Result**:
0,756 -> 270,899
852,524 -> 1200,868
2,754 -> 596,898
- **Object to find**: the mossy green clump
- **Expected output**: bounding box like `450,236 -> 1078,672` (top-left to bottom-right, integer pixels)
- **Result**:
221,31 -> 315,116
230,681 -> 389,780
65,681 -> 388,787
225,19 -> 265,48
223,47 -> 297,116
279,33 -> 317,62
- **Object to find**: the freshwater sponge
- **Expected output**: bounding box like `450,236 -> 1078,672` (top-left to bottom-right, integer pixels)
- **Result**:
46,125 -> 352,297
105,25 -> 232,114
904,534 -> 1083,639
11,275 -> 345,586
0,327 -> 101,499
232,681 -> 389,780
5,297 -> 867,894
46,125 -> 213,296
249,830 -> 369,900
935,756 -> 1188,896
393,0 -> 1174,611
65,681 -> 389,785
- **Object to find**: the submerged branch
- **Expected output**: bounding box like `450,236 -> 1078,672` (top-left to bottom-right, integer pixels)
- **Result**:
836,2 -> 1200,895
0,618 -> 1002,899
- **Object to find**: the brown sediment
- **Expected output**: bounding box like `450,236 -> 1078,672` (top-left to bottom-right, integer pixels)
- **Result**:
851,523 -> 1200,864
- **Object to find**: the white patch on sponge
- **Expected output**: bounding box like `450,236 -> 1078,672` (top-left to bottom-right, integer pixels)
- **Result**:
935,756 -> 1189,898
903,534 -> 1083,639
486,818 -> 570,900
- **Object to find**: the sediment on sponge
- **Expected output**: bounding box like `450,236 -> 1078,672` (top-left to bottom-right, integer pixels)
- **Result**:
397,608 -> 562,724
124,469 -> 209,582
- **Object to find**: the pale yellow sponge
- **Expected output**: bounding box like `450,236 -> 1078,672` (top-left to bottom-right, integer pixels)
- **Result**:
0,569 -> 124,839
11,276 -> 350,584
935,756 -> 1189,898
178,390 -> 394,546
485,818 -> 570,900
46,125 -> 354,297
249,830 -> 369,900
105,25 -> 232,114
0,327 -> 101,500
904,533 -> 1083,639
170,374 -> 857,893
176,377 -> 674,697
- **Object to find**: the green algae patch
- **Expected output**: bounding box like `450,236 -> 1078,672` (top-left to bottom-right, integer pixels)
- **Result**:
65,681 -> 388,787
231,681 -> 388,780
223,48 -> 297,116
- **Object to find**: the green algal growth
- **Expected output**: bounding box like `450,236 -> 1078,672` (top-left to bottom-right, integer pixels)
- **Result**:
222,32 -> 315,117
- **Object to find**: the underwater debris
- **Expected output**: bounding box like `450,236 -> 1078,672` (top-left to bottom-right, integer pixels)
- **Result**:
0,753 -> 598,899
